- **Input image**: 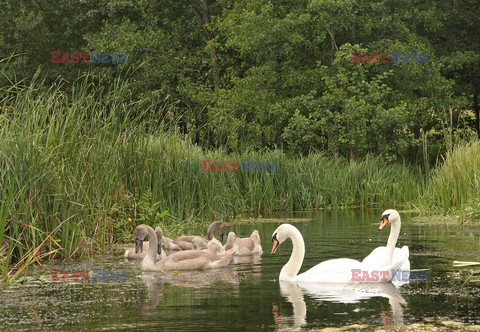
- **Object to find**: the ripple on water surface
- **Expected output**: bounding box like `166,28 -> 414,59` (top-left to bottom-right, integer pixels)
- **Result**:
1,210 -> 479,331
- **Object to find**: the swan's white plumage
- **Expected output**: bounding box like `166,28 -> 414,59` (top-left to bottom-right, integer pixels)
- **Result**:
363,245 -> 410,270
295,257 -> 404,283
362,209 -> 410,271
272,223 -> 405,283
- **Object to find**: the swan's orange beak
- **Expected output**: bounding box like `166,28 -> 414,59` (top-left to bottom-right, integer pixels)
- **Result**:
271,239 -> 279,254
379,217 -> 389,230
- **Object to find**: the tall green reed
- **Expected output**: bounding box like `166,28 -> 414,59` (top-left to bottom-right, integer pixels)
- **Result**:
0,72 -> 425,282
422,140 -> 480,214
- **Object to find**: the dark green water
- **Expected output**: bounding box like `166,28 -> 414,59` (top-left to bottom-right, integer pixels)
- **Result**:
1,209 -> 479,331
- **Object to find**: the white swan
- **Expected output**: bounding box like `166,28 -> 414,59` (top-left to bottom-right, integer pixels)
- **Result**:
224,230 -> 263,256
362,209 -> 410,272
134,224 -> 235,271
271,224 -> 405,283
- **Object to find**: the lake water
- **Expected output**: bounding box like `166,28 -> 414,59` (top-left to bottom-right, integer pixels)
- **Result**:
1,209 -> 479,331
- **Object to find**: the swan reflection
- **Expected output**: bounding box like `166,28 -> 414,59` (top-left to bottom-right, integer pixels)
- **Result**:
158,266 -> 239,288
138,267 -> 240,311
138,275 -> 164,313
275,281 -> 406,330
273,282 -> 307,331
232,255 -> 262,283
233,254 -> 262,266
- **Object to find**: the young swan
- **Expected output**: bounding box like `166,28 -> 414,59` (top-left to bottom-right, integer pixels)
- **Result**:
155,228 -> 183,252
192,236 -> 224,254
134,224 -> 235,271
225,230 -> 263,256
271,224 -> 405,283
191,237 -> 207,250
125,227 -> 163,260
174,221 -> 226,250
362,209 -> 410,271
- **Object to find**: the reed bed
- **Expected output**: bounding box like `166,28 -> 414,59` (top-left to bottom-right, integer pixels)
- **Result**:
422,141 -> 480,215
0,75 -> 424,282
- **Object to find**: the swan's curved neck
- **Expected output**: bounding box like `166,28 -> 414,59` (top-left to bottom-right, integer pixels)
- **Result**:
144,225 -> 158,264
386,218 -> 401,261
207,221 -> 223,240
225,233 -> 235,251
207,225 -> 215,240
280,226 -> 305,281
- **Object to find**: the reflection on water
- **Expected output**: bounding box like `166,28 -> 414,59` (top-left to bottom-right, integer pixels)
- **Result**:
301,282 -> 405,325
138,267 -> 241,312
274,282 -> 307,331
0,209 -> 479,331
138,275 -> 163,313
155,266 -> 239,288
233,254 -> 262,266
275,281 -> 405,331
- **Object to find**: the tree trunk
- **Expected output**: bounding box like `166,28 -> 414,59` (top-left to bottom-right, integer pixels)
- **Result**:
327,27 -> 338,65
409,126 -> 420,164
474,90 -> 480,139
201,0 -> 220,90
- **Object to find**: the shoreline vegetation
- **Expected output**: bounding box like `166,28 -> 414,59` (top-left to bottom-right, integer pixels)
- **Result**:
0,77 -> 479,283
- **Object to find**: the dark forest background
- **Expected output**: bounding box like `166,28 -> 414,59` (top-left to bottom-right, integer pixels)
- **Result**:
1,0 -> 479,163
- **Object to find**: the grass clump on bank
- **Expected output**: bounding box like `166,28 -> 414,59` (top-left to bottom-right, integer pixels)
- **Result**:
422,141 -> 480,219
0,75 -> 424,283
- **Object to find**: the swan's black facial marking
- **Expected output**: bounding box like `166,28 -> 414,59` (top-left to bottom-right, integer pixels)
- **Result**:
272,233 -> 278,242
157,243 -> 162,257
271,233 -> 279,254
379,214 -> 390,231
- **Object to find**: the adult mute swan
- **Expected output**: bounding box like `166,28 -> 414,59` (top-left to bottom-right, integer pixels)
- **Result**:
271,224 -> 405,283
224,230 -> 263,256
362,209 -> 410,271
134,224 -> 235,271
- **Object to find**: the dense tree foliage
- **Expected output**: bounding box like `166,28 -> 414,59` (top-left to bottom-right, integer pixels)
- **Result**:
1,0 -> 479,162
